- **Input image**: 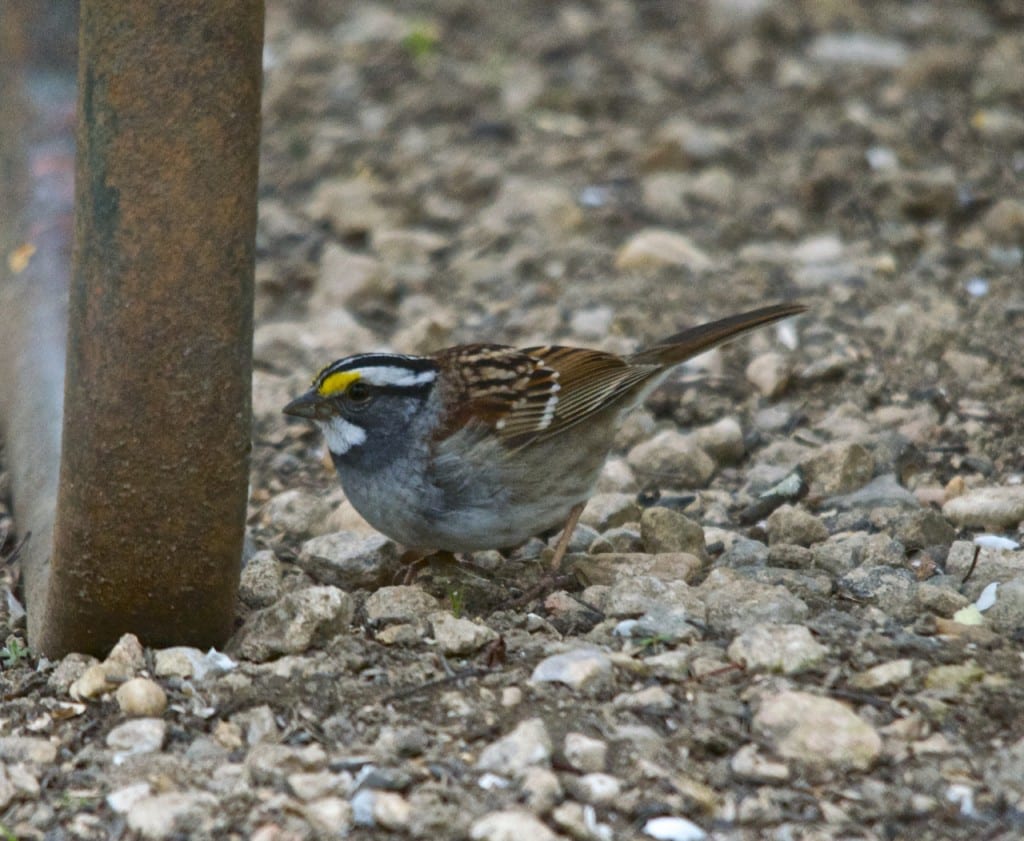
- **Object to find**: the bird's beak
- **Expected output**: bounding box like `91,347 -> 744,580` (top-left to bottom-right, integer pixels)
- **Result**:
283,390 -> 333,420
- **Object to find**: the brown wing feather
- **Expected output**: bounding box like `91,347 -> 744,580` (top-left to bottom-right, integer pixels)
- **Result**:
430,302 -> 805,449
432,343 -> 661,449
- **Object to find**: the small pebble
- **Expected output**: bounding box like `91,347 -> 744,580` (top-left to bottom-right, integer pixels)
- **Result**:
531,648 -> 613,693
727,623 -> 826,675
116,678 -> 168,717
476,718 -> 552,777
106,718 -> 167,757
943,486 -> 1024,528
643,815 -> 707,841
470,809 -> 559,841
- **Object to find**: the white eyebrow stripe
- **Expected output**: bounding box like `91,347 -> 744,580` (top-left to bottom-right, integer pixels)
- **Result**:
356,366 -> 437,387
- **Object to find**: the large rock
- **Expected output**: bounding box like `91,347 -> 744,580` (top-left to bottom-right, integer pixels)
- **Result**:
754,691 -> 881,772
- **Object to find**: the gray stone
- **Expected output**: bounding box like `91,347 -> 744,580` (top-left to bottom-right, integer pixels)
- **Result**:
605,574 -> 704,617
47,652 -> 97,695
246,743 -> 327,787
981,198 -> 1024,243
613,685 -> 674,711
640,507 -> 707,556
107,783 -> 153,814
754,691 -> 881,772
372,791 -> 413,831
649,116 -> 733,166
745,567 -> 832,601
727,624 -> 826,674
766,505 -> 829,547
470,809 -> 559,841
838,566 -> 918,621
259,489 -> 333,539
580,493 -> 642,531
0,737 -> 58,766
476,718 -> 552,777
943,487 -> 1024,528
153,647 -> 235,682
429,612 -> 498,655
643,650 -> 693,680
627,430 -> 715,489
766,543 -> 814,569
563,732 -> 607,773
232,704 -> 278,745
239,550 -> 283,608
106,719 -> 167,756
589,526 -> 644,554
811,534 -> 869,575
572,553 -> 703,587
531,648 -> 613,693
615,228 -> 713,272
924,662 -> 985,692
570,772 -> 621,805
982,577 -> 1024,634
946,541 -> 1024,591
720,538 -> 769,567
916,581 -> 969,617
0,766 -> 15,812
520,767 -> 562,814
850,659 -> 913,691
125,791 -> 219,840
232,586 -> 353,661
480,176 -> 583,236
570,305 -> 614,340
730,744 -> 791,784
896,509 -> 956,551
298,531 -> 399,590
826,473 -> 920,511
692,417 -> 745,465
802,442 -> 875,496
745,352 -> 792,398
304,797 -> 353,835
699,569 -> 809,633
988,735 -> 1024,810
809,33 -> 909,68
306,178 -> 392,239
364,586 -> 440,624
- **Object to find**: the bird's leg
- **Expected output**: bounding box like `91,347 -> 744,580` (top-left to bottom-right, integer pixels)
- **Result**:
549,501 -> 586,571
398,548 -> 434,584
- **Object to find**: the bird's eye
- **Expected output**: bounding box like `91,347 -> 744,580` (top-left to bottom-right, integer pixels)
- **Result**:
346,381 -> 372,404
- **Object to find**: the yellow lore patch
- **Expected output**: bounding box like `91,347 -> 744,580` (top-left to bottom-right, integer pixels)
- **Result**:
317,370 -> 361,397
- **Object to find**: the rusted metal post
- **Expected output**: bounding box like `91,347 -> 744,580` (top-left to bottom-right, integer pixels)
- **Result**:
36,0 -> 264,655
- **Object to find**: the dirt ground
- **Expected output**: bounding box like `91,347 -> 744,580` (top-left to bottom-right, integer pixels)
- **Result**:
3,0 -> 1024,839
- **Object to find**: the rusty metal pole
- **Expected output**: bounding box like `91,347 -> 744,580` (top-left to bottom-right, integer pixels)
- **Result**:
37,0 -> 264,655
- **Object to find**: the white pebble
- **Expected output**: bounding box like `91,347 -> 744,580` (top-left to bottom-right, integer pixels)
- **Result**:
643,815 -> 707,841
963,277 -> 989,298
975,582 -> 999,613
973,534 -> 1020,551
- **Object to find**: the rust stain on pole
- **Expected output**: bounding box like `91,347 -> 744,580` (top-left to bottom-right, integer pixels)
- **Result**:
41,0 -> 264,655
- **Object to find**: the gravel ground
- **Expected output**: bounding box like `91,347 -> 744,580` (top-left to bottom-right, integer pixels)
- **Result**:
3,1 -> 1024,838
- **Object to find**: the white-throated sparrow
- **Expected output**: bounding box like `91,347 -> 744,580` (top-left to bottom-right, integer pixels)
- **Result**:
284,302 -> 804,568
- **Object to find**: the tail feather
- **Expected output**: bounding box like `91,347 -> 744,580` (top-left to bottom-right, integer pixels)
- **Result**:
629,302 -> 806,366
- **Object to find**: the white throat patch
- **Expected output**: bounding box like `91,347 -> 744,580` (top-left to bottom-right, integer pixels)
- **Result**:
318,417 -> 367,455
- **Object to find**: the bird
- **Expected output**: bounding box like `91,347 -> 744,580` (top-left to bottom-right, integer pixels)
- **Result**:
283,302 -> 805,571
